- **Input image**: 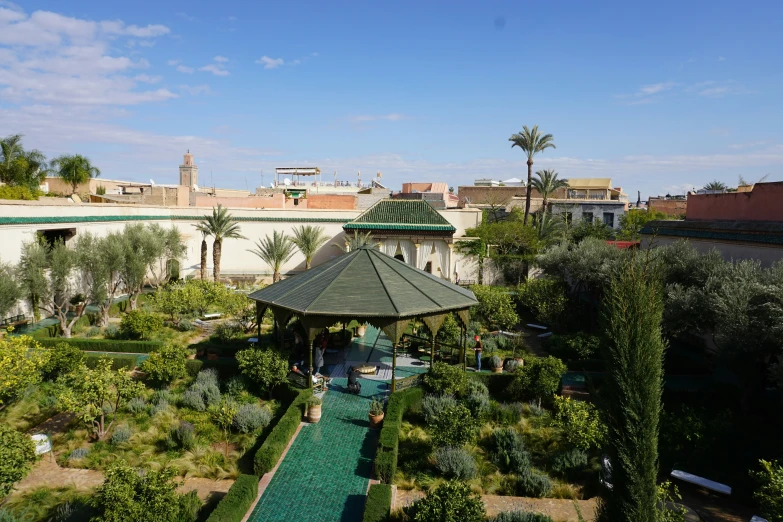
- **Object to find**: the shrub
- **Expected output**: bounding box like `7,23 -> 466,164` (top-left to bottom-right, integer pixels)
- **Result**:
422,362 -> 468,396
179,490 -> 202,522
362,483 -> 392,522
85,326 -> 101,338
0,425 -> 37,496
151,399 -> 170,416
152,389 -> 176,405
236,348 -> 289,398
195,382 -> 222,407
504,359 -> 520,373
38,338 -> 163,353
550,448 -> 588,476
104,324 -> 119,339
178,319 -> 194,332
490,511 -> 554,522
471,285 -> 519,331
545,333 -> 600,361
516,278 -> 568,325
374,387 -> 424,484
253,387 -> 312,475
182,389 -> 206,411
69,448 -> 89,460
0,185 -> 41,200
464,393 -> 490,419
232,404 -> 272,434
551,395 -> 605,451
491,428 -> 530,474
516,470 -> 552,498
422,394 -> 457,424
527,400 -> 546,417
428,403 -> 478,447
126,397 -> 147,414
196,368 -> 220,388
140,345 -> 188,384
489,355 -> 503,369
42,342 -> 85,380
119,310 -> 163,340
465,380 -> 488,397
433,446 -> 477,480
167,421 -> 196,450
84,353 -> 138,371
751,459 -> 783,521
224,376 -> 247,397
407,481 -> 485,522
211,322 -> 244,343
111,425 -> 132,445
205,474 -> 259,522
489,402 -> 524,426
510,356 -> 566,407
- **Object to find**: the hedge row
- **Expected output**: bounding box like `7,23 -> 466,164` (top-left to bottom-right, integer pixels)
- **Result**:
253,385 -> 312,476
468,372 -> 516,399
84,353 -> 138,371
374,387 -> 423,483
362,483 -> 392,522
205,474 -> 259,522
38,338 -> 164,353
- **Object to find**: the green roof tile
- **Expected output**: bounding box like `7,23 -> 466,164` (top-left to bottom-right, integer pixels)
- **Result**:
248,246 -> 476,318
343,199 -> 456,232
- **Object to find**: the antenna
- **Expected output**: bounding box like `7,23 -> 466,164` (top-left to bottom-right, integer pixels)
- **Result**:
260,170 -> 264,188
245,178 -> 249,191
210,169 -> 214,192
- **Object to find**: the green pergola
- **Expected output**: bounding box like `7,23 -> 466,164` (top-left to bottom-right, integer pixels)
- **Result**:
248,246 -> 478,390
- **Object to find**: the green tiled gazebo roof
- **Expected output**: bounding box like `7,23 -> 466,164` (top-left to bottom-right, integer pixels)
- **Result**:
247,246 -> 476,318
343,199 -> 456,232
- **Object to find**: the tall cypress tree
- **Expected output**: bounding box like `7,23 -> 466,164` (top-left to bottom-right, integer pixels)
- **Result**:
597,254 -> 666,522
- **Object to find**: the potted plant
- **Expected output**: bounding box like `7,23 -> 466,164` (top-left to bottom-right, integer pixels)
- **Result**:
307,396 -> 322,423
356,323 -> 367,337
489,355 -> 503,374
368,399 -> 384,428
504,358 -> 520,373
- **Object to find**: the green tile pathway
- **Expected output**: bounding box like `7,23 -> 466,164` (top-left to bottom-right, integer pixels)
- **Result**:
247,378 -> 387,522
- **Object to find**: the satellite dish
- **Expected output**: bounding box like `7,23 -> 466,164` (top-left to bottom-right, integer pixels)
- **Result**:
283,178 -> 291,186
193,184 -> 199,191
269,183 -> 274,188
150,179 -> 155,185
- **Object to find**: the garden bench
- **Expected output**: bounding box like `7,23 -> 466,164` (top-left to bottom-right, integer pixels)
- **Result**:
202,313 -> 222,320
670,469 -> 731,495
526,323 -> 548,330
287,370 -> 325,392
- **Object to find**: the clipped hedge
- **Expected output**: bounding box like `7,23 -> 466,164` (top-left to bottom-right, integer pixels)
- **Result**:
253,386 -> 312,476
185,359 -> 241,379
468,372 -> 515,400
38,338 -> 164,354
374,387 -> 423,483
205,474 -> 259,522
84,353 -> 138,370
362,483 -> 392,522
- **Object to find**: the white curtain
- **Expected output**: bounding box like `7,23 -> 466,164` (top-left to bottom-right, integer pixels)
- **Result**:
417,240 -> 434,270
399,240 -> 415,265
435,241 -> 450,279
382,239 -> 398,257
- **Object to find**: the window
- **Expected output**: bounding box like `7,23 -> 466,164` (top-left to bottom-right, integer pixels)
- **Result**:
424,261 -> 432,273
603,212 -> 615,228
583,212 -> 593,223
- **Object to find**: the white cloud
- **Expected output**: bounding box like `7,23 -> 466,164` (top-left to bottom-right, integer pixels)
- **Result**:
290,59 -> 301,65
718,56 -> 726,61
728,141 -> 769,150
167,59 -> 180,66
689,80 -> 747,98
134,74 -> 161,83
199,64 -> 229,76
138,40 -> 155,48
228,16 -> 238,22
176,64 -> 194,73
214,55 -> 228,62
176,12 -> 197,22
636,82 -> 675,96
351,113 -> 410,122
256,55 -> 284,69
311,52 -> 319,57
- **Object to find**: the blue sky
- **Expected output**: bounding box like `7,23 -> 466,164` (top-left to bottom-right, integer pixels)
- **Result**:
1,0 -> 782,199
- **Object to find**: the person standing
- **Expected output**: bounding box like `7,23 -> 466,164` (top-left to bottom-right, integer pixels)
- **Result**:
473,335 -> 483,372
314,341 -> 325,377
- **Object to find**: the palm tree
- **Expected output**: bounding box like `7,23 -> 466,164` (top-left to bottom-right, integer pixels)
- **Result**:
530,169 -> 569,214
703,180 -> 727,191
509,125 -> 556,225
197,204 -> 246,282
534,212 -> 565,246
290,225 -> 329,269
0,134 -> 50,188
192,225 -> 211,280
248,230 -> 296,282
333,230 -> 378,252
51,154 -> 101,194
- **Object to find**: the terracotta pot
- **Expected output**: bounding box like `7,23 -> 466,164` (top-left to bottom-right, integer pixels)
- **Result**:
357,325 -> 367,337
308,404 -> 322,423
492,367 -> 503,374
514,357 -> 525,366
369,412 -> 384,429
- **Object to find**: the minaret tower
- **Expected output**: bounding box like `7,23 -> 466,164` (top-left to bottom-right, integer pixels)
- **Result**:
179,150 -> 199,189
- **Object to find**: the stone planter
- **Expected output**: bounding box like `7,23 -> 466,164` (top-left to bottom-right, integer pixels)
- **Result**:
369,412 -> 384,429
514,357 -> 525,366
308,404 -> 322,423
491,367 -> 503,374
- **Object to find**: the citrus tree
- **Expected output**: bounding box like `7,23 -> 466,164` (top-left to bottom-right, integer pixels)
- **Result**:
0,424 -> 37,497
0,334 -> 49,406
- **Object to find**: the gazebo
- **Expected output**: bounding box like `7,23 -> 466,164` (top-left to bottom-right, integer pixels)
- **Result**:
248,246 -> 478,390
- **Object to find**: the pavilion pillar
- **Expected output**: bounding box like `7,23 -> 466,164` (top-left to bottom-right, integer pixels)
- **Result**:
422,313 -> 447,369
380,319 -> 411,393
413,243 -> 421,269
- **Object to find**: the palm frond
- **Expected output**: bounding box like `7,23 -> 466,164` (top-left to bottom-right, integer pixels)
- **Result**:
248,230 -> 296,278
333,231 -> 378,252
197,204 -> 247,241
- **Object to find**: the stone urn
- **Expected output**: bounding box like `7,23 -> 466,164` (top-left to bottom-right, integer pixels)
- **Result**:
357,324 -> 367,337
368,399 -> 384,428
490,355 -> 503,374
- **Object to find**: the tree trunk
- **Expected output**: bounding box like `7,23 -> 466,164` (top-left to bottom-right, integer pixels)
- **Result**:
306,258 -> 312,270
273,269 -> 280,282
129,291 -> 139,310
200,239 -> 208,280
213,239 -> 222,282
523,159 -> 533,225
